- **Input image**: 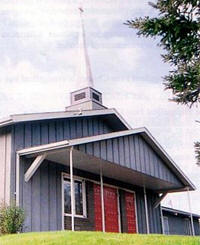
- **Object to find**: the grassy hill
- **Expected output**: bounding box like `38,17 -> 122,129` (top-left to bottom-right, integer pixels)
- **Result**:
0,231 -> 199,245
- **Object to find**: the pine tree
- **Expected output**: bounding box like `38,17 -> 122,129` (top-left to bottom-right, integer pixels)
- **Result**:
126,0 -> 200,164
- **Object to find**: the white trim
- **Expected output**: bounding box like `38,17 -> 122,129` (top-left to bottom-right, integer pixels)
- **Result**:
187,188 -> 195,236
144,186 -> 150,234
62,174 -> 87,219
16,153 -> 20,206
117,189 -> 121,233
160,205 -> 164,234
112,108 -> 132,130
70,147 -> 75,231
18,140 -> 69,156
61,172 -> 65,230
100,169 -> 105,232
24,154 -> 46,182
0,108 -> 131,130
134,191 -> 139,233
82,180 -> 87,218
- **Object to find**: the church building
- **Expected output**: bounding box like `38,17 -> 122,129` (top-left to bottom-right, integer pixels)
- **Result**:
0,8 -> 199,235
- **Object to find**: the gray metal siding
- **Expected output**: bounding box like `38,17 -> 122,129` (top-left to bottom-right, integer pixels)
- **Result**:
78,135 -> 182,185
13,117 -> 113,231
11,117 -> 113,200
163,212 -> 200,235
135,190 -> 162,234
194,219 -> 200,235
147,192 -> 162,234
21,160 -> 65,232
20,154 -> 162,233
136,191 -> 147,234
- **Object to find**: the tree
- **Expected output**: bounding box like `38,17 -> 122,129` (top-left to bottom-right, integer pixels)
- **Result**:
126,0 -> 200,165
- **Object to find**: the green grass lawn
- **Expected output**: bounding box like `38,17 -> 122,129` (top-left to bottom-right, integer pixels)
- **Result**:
0,231 -> 199,245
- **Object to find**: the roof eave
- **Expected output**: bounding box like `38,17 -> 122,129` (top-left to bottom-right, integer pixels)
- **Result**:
0,108 -> 131,130
17,127 -> 195,191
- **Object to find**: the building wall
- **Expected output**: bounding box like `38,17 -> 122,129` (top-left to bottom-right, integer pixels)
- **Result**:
76,134 -> 182,186
136,190 -> 162,234
19,157 -> 162,233
0,129 -> 11,204
162,212 -> 200,235
11,116 -> 114,201
194,219 -> 200,235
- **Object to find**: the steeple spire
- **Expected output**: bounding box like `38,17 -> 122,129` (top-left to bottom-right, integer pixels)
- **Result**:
76,6 -> 94,88
66,5 -> 106,111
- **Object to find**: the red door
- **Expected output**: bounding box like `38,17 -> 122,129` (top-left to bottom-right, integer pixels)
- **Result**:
104,186 -> 119,232
94,184 -> 103,231
93,184 -> 119,232
125,192 -> 137,233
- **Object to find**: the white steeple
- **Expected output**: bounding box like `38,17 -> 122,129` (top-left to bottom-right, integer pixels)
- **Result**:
76,6 -> 94,88
66,5 -> 106,111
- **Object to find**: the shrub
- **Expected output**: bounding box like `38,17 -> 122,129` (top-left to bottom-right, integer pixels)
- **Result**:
0,203 -> 25,234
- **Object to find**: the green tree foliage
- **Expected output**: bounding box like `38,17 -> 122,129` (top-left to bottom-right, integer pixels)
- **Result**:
0,203 -> 25,234
127,0 -> 200,106
194,141 -> 200,165
126,0 -> 200,164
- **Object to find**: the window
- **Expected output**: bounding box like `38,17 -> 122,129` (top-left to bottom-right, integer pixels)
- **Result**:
63,177 -> 86,217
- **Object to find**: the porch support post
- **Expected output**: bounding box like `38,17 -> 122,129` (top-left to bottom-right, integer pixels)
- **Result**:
160,205 -> 164,234
187,187 -> 195,236
144,186 -> 150,234
100,168 -> 105,232
70,146 -> 75,232
24,154 -> 46,182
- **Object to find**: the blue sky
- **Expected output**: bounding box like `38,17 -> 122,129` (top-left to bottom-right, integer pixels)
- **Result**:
0,0 -> 200,214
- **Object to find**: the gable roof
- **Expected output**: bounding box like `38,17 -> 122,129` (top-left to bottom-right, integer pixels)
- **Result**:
18,127 -> 195,192
0,108 -> 131,131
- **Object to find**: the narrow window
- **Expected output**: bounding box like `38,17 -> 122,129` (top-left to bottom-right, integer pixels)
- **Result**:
63,178 -> 86,217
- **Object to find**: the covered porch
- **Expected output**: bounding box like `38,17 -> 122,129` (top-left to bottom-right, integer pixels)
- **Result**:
16,128 -> 195,234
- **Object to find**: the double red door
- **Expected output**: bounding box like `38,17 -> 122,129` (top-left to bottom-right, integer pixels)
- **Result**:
94,184 -> 136,233
94,184 -> 119,232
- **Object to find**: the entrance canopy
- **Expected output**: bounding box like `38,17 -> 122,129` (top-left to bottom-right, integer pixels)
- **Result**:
17,127 -> 195,193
